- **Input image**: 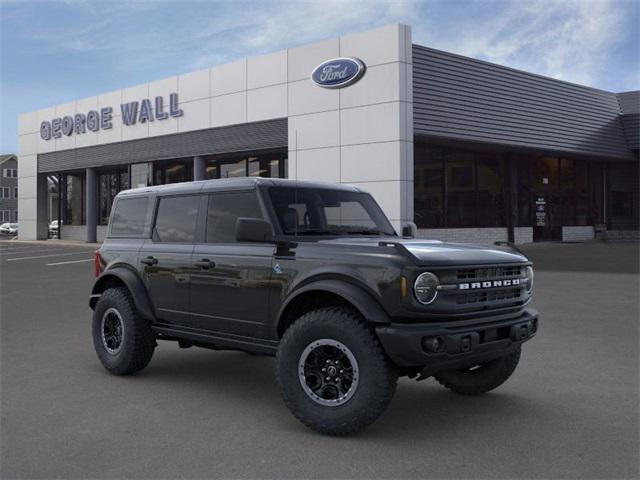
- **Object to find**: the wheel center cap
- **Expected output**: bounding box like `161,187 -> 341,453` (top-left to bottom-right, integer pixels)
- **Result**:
327,366 -> 338,376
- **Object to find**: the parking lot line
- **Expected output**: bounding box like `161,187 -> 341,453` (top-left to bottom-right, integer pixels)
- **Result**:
46,258 -> 93,266
0,248 -> 86,256
0,245 -> 49,251
6,252 -> 93,262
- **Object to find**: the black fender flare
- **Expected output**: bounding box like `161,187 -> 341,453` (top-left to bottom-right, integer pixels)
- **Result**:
277,279 -> 390,335
90,266 -> 155,321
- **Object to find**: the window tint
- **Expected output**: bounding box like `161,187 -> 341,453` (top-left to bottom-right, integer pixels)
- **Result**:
268,187 -> 395,236
206,192 -> 262,243
154,195 -> 200,243
110,197 -> 149,236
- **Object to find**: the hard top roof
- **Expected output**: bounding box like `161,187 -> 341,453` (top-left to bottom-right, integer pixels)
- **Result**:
116,177 -> 362,198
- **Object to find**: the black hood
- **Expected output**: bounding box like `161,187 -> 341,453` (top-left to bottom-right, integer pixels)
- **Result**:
318,237 -> 528,267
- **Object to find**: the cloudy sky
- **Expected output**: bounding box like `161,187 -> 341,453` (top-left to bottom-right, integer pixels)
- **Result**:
1,0 -> 638,153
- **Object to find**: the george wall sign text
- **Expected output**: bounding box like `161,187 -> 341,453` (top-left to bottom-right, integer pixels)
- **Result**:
40,93 -> 184,140
311,57 -> 366,89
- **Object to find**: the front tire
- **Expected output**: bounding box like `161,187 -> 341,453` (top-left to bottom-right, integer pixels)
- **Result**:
434,348 -> 521,395
92,287 -> 156,376
276,307 -> 397,436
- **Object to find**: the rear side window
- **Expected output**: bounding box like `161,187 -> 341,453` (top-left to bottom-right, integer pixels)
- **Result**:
154,195 -> 200,243
110,197 -> 149,236
206,191 -> 262,243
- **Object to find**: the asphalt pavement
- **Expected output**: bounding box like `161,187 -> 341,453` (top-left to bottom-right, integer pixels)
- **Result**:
1,240 -> 638,479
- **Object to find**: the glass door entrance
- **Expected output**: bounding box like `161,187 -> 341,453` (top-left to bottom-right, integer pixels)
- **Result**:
532,157 -> 561,241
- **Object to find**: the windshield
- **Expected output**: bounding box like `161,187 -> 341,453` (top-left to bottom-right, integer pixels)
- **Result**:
268,186 -> 396,237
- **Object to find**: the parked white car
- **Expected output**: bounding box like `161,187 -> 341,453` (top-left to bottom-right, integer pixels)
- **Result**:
0,223 -> 18,235
49,220 -> 60,238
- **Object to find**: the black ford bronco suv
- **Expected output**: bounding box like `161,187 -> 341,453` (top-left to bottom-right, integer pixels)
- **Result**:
90,178 -> 538,435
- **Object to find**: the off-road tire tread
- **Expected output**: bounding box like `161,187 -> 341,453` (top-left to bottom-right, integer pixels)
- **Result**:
276,307 -> 397,436
92,287 -> 155,376
434,348 -> 521,395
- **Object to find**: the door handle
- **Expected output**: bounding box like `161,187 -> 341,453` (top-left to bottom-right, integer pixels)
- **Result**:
194,258 -> 215,269
141,256 -> 158,266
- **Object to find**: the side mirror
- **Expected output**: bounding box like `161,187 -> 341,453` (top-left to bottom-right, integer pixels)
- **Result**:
236,217 -> 274,243
402,221 -> 417,238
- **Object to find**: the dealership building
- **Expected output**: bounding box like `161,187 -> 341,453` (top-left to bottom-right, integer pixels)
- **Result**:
17,24 -> 639,243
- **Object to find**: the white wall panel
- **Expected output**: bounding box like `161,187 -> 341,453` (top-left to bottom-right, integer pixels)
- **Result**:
76,129 -> 99,148
296,147 -> 341,182
149,76 -> 178,99
17,154 -> 37,178
288,38 -> 340,82
211,59 -> 246,96
340,102 -> 402,145
178,98 -> 210,132
211,92 -> 246,127
339,62 -> 401,109
247,84 -> 287,122
149,114 -> 179,137
288,79 -> 339,116
97,119 -> 123,144
341,142 -> 403,182
122,84 -> 148,104
18,112 -> 38,135
76,95 -> 99,113
98,89 -> 122,110
288,110 -> 340,150
179,68 -> 210,102
121,118 -> 149,141
248,50 -> 287,89
18,133 -> 38,156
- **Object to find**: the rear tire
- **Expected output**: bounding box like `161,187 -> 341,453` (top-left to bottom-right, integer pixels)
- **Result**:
434,348 -> 521,395
92,287 -> 156,376
276,307 -> 397,436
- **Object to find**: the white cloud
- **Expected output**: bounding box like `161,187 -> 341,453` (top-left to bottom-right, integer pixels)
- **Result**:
188,0 -> 418,69
414,0 -> 636,89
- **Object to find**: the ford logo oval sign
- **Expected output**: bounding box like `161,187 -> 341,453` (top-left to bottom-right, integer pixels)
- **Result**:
311,57 -> 366,89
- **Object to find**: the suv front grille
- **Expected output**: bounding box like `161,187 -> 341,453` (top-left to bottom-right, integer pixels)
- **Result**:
457,266 -> 522,280
427,263 -> 530,315
456,287 -> 522,305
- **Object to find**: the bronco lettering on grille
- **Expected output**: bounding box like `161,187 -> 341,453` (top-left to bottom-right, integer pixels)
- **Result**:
459,279 -> 521,290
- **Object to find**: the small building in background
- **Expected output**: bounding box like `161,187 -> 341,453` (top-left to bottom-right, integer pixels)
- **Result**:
0,154 -> 18,224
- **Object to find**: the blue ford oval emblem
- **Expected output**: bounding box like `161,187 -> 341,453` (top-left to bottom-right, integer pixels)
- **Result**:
311,57 -> 366,89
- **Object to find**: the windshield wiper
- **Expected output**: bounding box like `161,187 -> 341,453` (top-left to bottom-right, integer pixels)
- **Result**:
284,229 -> 343,236
344,229 -> 385,235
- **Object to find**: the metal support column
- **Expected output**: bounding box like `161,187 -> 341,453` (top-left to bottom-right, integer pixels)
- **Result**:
85,167 -> 97,243
194,156 -> 206,181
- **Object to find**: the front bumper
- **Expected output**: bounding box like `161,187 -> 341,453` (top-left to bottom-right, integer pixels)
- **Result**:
376,308 -> 538,375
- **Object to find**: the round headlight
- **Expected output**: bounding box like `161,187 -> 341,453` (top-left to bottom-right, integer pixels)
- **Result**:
414,272 -> 439,305
525,266 -> 534,293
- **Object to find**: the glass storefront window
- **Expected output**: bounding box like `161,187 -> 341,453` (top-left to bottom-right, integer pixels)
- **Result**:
608,162 -> 639,230
516,157 -> 532,227
414,145 -> 444,228
98,167 -> 130,225
589,162 -> 604,225
414,143 -> 608,235
62,173 -> 85,226
220,158 -> 247,178
477,154 -> 505,227
153,159 -> 193,185
574,160 -> 589,226
414,144 -> 507,229
205,151 -> 286,180
446,151 -> 476,227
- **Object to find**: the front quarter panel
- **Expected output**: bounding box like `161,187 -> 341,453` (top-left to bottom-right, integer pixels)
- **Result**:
268,241 -> 409,333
